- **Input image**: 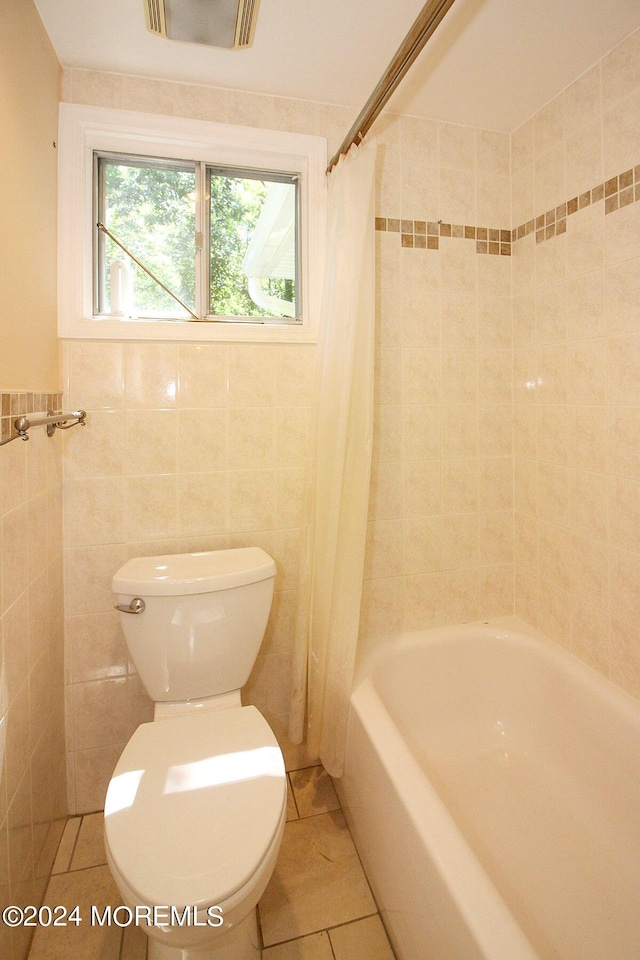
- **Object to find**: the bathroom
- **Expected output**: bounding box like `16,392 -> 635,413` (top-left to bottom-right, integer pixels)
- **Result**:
2,0 -> 640,957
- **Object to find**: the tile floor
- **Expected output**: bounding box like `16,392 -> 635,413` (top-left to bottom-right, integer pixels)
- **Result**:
27,765 -> 396,960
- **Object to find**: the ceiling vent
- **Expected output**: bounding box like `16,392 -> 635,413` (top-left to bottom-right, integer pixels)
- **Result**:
144,0 -> 261,49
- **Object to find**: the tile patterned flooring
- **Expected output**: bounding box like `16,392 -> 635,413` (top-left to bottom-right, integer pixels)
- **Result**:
27,765 -> 396,960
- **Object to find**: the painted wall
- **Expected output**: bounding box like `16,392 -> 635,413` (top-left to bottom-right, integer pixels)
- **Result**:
0,4 -> 66,960
0,0 -> 60,391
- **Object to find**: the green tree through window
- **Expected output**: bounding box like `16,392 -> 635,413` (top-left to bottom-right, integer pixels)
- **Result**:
97,154 -> 298,321
103,158 -> 196,316
209,171 -> 267,316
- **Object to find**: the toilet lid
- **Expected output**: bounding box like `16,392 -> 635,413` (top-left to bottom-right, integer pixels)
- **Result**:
104,706 -> 286,909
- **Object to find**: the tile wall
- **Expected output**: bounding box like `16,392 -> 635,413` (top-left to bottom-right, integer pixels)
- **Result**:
60,70 -> 515,813
511,27 -> 640,695
0,393 -> 68,960
60,23 -> 640,814
360,113 -> 514,641
59,69 -> 353,815
61,340 -> 316,813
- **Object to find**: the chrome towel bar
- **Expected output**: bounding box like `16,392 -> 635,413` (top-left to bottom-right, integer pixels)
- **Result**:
0,409 -> 86,446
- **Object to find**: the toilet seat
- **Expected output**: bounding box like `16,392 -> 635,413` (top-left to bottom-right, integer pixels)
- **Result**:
104,706 -> 286,911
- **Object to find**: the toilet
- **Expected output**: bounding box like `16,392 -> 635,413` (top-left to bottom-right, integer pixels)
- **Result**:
104,547 -> 286,960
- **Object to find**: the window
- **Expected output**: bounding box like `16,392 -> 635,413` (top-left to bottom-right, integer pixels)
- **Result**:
58,104 -> 326,342
95,155 -> 299,322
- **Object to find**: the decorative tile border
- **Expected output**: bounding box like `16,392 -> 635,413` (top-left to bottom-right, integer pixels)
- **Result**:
517,163 -> 640,245
377,162 -> 640,255
1,392 -> 62,444
375,217 -> 511,256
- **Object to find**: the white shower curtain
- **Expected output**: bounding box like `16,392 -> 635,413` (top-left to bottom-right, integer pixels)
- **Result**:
289,137 -> 377,777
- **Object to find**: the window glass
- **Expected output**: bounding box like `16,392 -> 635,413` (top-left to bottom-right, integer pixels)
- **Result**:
95,154 -> 299,323
209,168 -> 298,320
57,104 -> 326,342
97,155 -> 196,319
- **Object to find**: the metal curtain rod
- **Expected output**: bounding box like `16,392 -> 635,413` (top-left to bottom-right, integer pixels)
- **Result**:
326,0 -> 457,173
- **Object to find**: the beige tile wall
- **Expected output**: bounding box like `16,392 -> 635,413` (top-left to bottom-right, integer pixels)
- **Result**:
59,70 -> 355,815
360,112 -> 514,642
512,27 -> 640,696
61,71 -> 515,814
61,24 -> 640,815
0,395 -> 67,960
61,339 -> 316,813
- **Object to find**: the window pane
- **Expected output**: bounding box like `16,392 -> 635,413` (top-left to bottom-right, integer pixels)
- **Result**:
98,156 -> 196,319
209,170 -> 298,319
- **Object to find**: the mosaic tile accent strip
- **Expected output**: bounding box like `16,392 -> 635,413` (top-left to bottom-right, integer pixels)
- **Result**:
375,217 -> 511,256
520,163 -> 640,245
0,392 -> 63,444
378,162 -> 640,254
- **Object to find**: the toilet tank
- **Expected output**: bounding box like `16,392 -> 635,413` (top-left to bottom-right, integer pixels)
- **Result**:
112,548 -> 276,703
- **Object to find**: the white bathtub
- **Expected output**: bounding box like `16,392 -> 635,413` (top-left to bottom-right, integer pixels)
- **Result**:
335,616 -> 640,960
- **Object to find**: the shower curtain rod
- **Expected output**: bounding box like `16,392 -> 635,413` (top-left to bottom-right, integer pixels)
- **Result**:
327,0 -> 457,173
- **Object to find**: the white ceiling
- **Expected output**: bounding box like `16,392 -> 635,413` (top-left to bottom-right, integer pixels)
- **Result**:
34,0 -> 640,132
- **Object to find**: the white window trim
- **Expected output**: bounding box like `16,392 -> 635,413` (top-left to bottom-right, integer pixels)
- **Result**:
58,103 -> 327,342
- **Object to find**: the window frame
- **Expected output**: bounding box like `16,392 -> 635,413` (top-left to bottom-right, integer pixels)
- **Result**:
58,103 -> 327,342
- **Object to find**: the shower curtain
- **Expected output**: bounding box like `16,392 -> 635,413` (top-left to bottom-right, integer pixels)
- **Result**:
289,137 -> 377,778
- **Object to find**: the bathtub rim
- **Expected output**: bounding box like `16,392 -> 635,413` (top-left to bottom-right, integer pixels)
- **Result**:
354,614 -> 640,723
343,614 -> 640,960
346,673 -> 541,960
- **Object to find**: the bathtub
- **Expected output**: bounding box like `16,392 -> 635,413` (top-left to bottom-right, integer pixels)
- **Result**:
335,616 -> 640,960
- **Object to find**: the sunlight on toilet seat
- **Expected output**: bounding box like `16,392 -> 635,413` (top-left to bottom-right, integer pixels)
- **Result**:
163,746 -> 284,795
105,769 -> 145,815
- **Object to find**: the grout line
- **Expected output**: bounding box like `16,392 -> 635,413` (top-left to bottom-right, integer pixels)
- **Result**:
263,911 -> 385,954
323,909 -> 381,933
256,899 -> 265,954
51,816 -> 81,874
263,930 -> 332,953
286,772 -> 301,820
336,800 -> 392,950
284,758 -> 322,773
66,815 -> 84,873
325,913 -> 398,960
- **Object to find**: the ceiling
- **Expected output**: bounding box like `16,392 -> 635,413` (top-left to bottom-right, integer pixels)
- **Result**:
34,0 -> 640,132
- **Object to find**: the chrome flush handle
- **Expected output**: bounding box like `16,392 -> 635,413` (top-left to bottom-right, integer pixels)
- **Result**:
115,598 -> 146,614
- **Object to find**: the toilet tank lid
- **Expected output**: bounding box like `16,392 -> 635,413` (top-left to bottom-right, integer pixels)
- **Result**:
112,547 -> 276,596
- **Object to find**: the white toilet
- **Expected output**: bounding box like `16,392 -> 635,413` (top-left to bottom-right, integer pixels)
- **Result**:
104,547 -> 286,960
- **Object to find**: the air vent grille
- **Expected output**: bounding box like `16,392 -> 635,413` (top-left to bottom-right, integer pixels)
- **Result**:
145,0 -> 166,36
144,0 -> 259,48
235,0 -> 260,48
